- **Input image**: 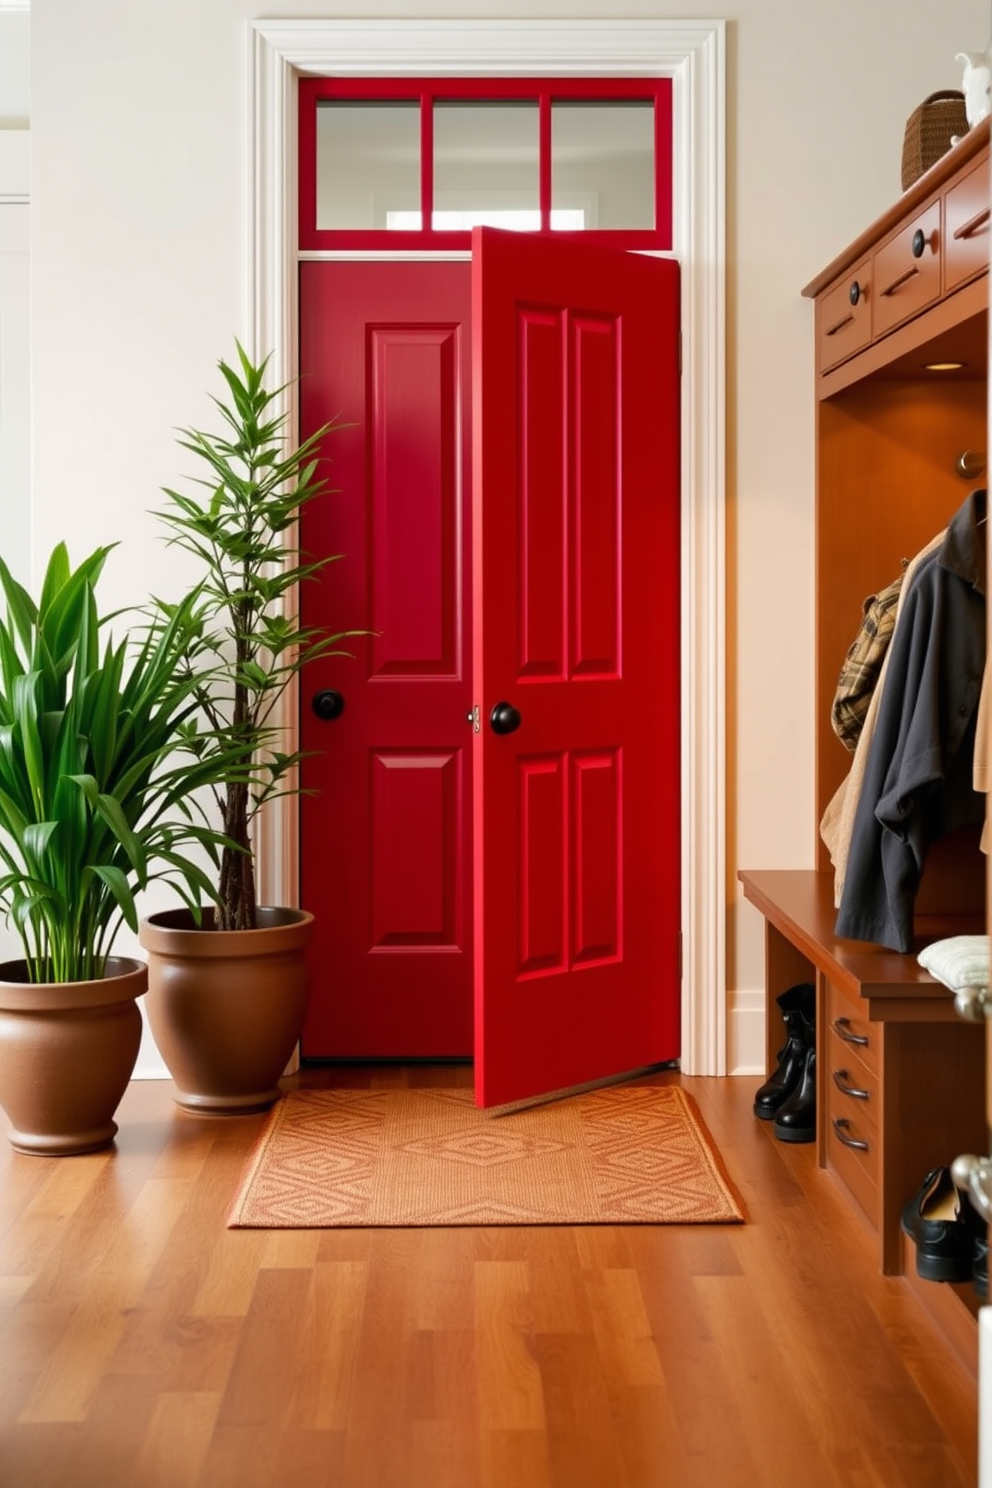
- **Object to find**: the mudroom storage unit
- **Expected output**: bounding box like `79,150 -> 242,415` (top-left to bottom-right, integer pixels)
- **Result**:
741,116 -> 991,1374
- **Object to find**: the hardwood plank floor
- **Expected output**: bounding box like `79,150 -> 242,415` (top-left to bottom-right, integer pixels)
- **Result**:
0,1066 -> 979,1487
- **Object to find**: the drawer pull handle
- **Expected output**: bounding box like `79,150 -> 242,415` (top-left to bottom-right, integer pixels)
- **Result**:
848,279 -> 865,306
953,206 -> 990,241
911,227 -> 927,259
880,263 -> 919,297
833,1117 -> 869,1152
826,311 -> 855,337
833,1016 -> 869,1048
832,1068 -> 869,1101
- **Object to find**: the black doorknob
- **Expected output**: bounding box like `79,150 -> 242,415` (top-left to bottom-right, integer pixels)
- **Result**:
912,228 -> 926,259
489,701 -> 522,735
312,689 -> 345,721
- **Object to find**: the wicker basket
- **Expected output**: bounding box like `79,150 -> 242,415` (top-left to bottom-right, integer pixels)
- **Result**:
901,90 -> 968,190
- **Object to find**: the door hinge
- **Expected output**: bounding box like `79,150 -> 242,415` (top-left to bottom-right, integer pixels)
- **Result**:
467,704 -> 481,734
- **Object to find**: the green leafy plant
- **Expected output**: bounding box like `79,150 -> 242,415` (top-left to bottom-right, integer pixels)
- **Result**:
0,544 -> 241,982
153,342 -> 357,932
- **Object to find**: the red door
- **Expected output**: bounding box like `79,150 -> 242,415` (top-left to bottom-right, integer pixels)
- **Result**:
299,262 -> 474,1058
471,228 -> 680,1106
298,232 -> 681,1103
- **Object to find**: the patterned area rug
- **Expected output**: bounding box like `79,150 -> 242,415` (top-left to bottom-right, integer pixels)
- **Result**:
227,1085 -> 745,1228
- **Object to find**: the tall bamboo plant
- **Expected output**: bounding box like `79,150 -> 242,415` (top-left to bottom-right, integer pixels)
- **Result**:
153,342 -> 356,932
0,544 -> 242,982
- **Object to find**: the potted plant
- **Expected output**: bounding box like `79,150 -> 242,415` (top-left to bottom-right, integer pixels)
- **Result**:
0,543 -> 240,1153
138,343 -> 353,1113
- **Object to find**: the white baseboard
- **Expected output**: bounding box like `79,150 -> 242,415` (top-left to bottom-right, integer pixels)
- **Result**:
728,987 -> 765,1076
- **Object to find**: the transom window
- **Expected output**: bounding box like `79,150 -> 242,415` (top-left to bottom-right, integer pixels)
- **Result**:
298,77 -> 673,251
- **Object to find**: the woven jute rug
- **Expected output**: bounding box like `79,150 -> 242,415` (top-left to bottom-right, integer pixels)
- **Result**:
227,1084 -> 745,1228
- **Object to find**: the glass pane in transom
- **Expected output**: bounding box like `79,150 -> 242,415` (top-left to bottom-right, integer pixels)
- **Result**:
316,101 -> 421,230
432,101 -> 539,230
551,101 -> 655,231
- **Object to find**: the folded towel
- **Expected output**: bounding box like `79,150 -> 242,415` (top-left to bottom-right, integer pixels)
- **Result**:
917,935 -> 990,992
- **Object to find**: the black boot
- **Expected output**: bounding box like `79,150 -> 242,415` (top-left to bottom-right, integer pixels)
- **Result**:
753,983 -> 814,1121
773,1010 -> 817,1143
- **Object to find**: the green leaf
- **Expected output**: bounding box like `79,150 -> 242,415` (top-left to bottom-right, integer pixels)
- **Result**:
0,553 -> 39,656
91,864 -> 139,932
23,821 -> 58,861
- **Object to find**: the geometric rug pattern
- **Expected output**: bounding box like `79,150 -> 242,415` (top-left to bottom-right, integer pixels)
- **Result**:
227,1084 -> 745,1227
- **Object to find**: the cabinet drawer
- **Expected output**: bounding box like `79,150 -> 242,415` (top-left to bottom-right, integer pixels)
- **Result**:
816,258 -> 871,372
827,1105 -> 879,1227
826,980 -> 880,1078
944,158 -> 990,293
872,202 -> 941,338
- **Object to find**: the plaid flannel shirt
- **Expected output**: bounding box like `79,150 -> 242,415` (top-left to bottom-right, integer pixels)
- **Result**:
831,568 -> 905,752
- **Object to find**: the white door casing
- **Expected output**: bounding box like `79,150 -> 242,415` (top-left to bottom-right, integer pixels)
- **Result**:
244,18 -> 727,1076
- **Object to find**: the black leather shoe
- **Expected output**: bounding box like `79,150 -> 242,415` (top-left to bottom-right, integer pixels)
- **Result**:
901,1167 -> 982,1283
773,1037 -> 816,1143
754,983 -> 815,1122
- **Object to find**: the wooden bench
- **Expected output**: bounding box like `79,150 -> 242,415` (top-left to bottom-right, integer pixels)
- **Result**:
739,868 -> 986,1368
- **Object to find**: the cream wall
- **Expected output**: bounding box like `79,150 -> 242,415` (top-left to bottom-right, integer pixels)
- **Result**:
20,0 -> 992,1074
0,4 -> 30,598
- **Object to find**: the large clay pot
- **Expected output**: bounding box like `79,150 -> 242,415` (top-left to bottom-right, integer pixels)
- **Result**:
138,906 -> 314,1113
0,957 -> 146,1155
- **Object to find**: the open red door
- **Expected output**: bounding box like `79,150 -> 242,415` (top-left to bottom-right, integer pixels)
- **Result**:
472,227 -> 681,1107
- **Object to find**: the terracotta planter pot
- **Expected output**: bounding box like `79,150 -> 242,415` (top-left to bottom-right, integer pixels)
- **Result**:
139,907 -> 314,1114
0,957 -> 146,1156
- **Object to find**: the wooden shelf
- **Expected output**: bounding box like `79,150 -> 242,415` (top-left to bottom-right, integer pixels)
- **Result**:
740,870 -> 986,1305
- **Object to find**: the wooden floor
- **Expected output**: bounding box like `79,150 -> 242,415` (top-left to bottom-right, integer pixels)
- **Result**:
0,1064 -> 980,1488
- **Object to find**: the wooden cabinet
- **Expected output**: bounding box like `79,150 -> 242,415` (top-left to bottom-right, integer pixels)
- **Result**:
806,119 -> 990,887
741,120 -> 990,1375
812,124 -> 990,383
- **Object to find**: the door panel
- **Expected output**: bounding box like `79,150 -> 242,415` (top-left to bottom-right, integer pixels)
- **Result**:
299,262 -> 474,1058
472,227 -> 680,1107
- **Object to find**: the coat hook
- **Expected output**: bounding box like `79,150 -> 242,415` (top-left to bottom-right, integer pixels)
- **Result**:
956,448 -> 987,479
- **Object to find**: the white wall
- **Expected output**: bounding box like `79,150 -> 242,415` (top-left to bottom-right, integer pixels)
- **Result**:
0,5 -> 31,596
0,8 -> 31,969
21,0 -> 992,1074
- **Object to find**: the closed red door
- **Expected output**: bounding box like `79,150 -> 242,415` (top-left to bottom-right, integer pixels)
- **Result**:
299,261 -> 474,1058
298,232 -> 681,1103
471,228 -> 680,1106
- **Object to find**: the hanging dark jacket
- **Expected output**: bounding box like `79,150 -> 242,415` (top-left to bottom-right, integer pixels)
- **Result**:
835,488 -> 987,952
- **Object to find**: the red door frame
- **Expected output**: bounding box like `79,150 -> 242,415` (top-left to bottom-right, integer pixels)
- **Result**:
298,75 -> 673,254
